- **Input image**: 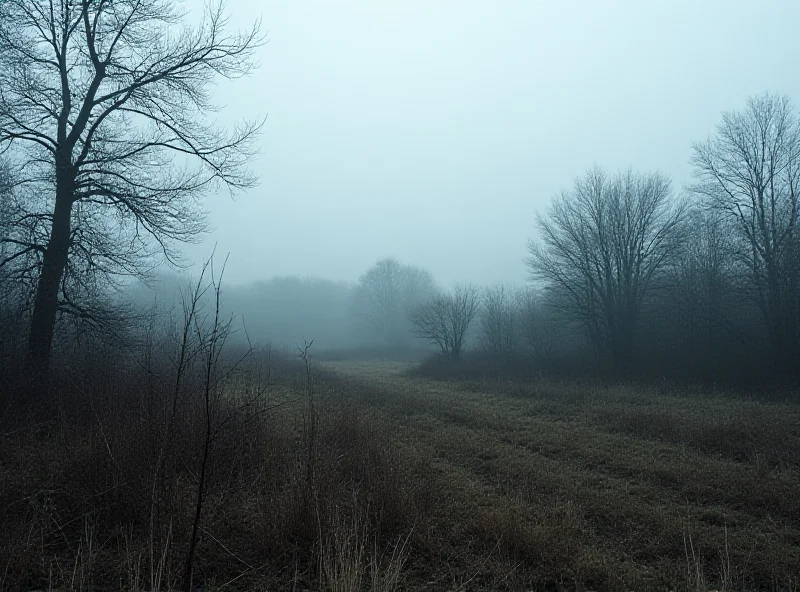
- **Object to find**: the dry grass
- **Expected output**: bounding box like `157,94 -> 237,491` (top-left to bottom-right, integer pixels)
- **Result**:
0,350 -> 429,592
2,348 -> 799,591
318,359 -> 800,591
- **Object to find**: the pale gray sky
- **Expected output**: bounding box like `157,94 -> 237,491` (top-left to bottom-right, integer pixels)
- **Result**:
185,0 -> 800,287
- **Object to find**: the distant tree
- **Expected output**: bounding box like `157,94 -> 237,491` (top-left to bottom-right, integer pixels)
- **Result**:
221,275 -> 360,349
692,93 -> 800,372
671,207 -> 739,361
0,159 -> 13,269
527,166 -> 686,369
410,283 -> 480,359
0,0 -> 264,367
0,158 -> 34,304
518,287 -> 559,361
480,285 -> 524,354
0,159 -> 23,309
355,258 -> 437,346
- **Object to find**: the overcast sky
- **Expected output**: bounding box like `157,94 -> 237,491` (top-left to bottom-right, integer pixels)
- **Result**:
183,0 -> 800,287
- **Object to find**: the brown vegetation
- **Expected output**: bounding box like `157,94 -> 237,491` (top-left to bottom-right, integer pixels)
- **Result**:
2,343 -> 800,591
322,359 -> 800,591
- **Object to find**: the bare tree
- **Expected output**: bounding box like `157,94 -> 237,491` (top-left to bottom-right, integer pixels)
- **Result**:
518,287 -> 559,361
0,159 -> 30,352
527,166 -> 686,368
0,0 -> 265,366
0,159 -> 15,276
410,283 -> 480,359
355,257 -> 437,346
480,285 -> 524,354
670,207 -> 740,362
692,93 -> 800,371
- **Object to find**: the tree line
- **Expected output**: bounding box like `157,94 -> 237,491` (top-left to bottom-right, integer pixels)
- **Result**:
524,93 -> 800,382
342,93 -> 800,383
0,0 -> 797,384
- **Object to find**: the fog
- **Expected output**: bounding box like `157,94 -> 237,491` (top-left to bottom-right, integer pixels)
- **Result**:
180,0 -> 800,287
5,0 -> 800,368
4,4 -> 800,586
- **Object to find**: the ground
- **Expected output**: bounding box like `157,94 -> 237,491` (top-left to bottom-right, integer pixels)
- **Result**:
2,357 -> 798,591
314,359 -> 800,591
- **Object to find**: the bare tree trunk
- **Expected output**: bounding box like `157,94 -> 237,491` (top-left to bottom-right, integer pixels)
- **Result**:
182,432 -> 211,592
2,1 -> 263,369
27,183 -> 73,368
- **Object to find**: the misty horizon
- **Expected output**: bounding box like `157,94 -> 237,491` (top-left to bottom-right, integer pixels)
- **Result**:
3,2 -> 800,588
177,0 -> 800,288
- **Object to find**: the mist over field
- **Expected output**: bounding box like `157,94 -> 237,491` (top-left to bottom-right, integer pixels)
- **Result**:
181,0 -> 800,288
174,0 -> 800,359
3,2 -> 800,591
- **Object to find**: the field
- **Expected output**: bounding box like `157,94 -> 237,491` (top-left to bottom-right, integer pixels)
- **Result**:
311,359 -> 800,591
2,355 -> 799,591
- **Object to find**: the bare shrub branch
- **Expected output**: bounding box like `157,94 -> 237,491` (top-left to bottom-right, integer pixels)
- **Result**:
410,283 -> 480,360
527,166 -> 686,367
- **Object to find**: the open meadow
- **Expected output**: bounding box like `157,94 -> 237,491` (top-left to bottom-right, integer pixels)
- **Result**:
4,2 -> 800,590
2,352 -> 800,591
311,359 -> 800,591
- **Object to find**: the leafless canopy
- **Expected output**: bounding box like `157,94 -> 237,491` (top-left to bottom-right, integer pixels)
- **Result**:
480,285 -> 524,354
410,283 -> 480,360
527,166 -> 685,366
692,92 -> 800,365
355,257 -> 438,346
0,0 -> 265,363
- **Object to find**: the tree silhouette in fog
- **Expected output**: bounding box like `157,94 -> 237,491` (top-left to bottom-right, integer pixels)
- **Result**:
355,258 -> 438,347
0,0 -> 264,367
527,167 -> 686,369
410,283 -> 480,360
692,92 -> 800,373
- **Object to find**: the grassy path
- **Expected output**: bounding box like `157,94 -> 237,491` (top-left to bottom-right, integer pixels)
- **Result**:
319,360 -> 800,591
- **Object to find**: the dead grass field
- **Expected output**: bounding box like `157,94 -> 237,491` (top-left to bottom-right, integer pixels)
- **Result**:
315,359 -> 800,591
2,356 -> 799,591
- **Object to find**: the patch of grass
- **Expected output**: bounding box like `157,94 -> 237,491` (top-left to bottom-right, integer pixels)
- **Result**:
0,347 -> 429,591
319,360 -> 800,591
313,345 -> 432,363
3,344 -> 799,591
